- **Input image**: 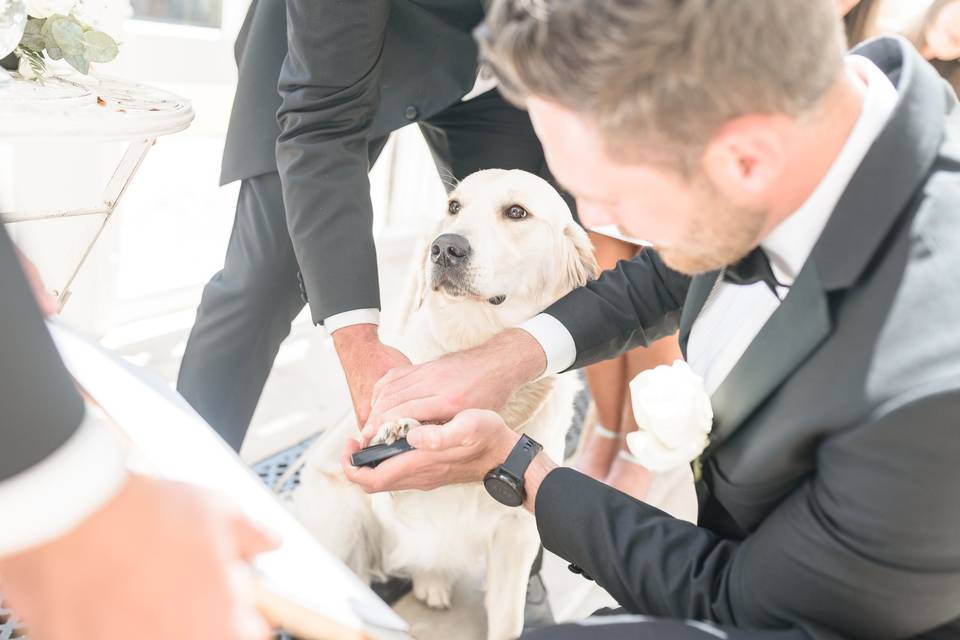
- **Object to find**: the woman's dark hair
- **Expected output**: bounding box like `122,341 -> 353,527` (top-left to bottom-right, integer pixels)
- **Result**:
844,0 -> 883,47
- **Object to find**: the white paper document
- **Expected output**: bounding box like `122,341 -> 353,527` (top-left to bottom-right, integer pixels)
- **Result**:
47,318 -> 408,640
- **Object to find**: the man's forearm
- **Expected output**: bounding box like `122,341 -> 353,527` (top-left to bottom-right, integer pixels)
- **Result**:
477,328 -> 549,388
276,0 -> 391,324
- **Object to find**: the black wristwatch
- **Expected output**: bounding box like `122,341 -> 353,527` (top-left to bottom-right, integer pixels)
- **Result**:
484,434 -> 543,507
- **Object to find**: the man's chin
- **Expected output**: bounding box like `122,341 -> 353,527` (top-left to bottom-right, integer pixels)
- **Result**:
656,247 -> 722,276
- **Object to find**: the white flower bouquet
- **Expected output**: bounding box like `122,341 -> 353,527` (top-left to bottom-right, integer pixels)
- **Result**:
2,0 -> 119,79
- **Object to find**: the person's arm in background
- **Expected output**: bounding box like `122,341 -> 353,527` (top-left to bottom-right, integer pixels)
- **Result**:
362,249 -> 690,439
276,0 -> 409,426
0,225 -> 277,640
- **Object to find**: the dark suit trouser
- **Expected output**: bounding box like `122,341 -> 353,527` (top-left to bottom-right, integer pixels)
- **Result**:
523,612 -> 809,640
177,90 -> 564,450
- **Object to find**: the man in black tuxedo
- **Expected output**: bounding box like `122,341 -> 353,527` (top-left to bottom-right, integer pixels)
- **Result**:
176,0 -> 565,452
349,1 -> 960,638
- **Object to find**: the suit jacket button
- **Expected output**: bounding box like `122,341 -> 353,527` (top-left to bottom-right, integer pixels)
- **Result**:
404,105 -> 419,120
567,564 -> 583,575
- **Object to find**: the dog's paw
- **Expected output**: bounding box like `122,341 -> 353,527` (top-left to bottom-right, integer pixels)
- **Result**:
371,418 -> 421,446
413,573 -> 453,610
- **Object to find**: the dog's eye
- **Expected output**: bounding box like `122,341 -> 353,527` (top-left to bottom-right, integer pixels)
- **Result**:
505,205 -> 528,220
448,200 -> 462,215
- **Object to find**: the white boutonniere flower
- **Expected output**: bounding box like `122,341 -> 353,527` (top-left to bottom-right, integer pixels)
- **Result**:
625,360 -> 713,474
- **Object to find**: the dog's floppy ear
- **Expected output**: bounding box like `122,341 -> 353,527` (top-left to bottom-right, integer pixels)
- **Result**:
561,224 -> 600,291
397,226 -> 438,332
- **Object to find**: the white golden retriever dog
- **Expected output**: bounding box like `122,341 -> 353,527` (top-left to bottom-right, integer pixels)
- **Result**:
291,169 -> 598,640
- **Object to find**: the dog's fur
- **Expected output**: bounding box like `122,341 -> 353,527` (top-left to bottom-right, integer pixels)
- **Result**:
290,169 -> 598,640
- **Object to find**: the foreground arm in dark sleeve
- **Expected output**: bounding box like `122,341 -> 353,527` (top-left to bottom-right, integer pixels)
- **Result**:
534,390 -> 960,639
276,0 -> 391,323
540,248 -> 690,371
0,226 -> 85,481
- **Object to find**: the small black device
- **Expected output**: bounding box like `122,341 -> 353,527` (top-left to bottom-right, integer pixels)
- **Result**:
483,434 -> 543,507
350,438 -> 415,468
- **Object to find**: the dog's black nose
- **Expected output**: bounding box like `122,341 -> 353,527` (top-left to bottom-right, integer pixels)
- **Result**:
431,234 -> 472,266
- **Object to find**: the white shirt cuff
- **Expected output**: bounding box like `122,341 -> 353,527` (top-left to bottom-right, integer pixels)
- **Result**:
519,313 -> 577,377
0,409 -> 128,558
324,308 -> 380,335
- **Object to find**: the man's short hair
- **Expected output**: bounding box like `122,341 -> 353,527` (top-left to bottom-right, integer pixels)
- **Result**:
477,0 -> 847,171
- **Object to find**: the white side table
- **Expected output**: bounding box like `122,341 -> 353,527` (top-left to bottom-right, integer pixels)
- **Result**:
0,73 -> 194,309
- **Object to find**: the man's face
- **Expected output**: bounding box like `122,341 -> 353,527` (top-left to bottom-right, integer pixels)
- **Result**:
527,98 -> 767,276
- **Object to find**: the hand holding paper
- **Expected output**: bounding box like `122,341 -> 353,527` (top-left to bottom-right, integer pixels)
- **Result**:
0,474 -> 278,640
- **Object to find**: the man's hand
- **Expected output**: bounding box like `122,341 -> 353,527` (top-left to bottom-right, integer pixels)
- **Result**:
332,324 -> 411,426
362,328 -> 547,442
14,246 -> 57,316
0,474 -> 279,640
342,409 -> 520,492
342,409 -> 559,513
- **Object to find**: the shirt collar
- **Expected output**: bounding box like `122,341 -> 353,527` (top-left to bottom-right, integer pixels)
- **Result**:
761,55 -> 899,286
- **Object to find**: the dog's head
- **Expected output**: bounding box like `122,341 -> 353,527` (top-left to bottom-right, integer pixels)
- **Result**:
417,169 -> 598,343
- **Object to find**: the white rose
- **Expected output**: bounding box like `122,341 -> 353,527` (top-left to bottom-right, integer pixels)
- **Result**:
26,0 -> 75,19
625,360 -> 714,473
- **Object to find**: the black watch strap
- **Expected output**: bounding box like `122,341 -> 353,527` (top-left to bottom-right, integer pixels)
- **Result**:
500,434 -> 543,484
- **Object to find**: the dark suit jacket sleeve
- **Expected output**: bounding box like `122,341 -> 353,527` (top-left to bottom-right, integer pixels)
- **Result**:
535,389 -> 960,639
542,248 -> 691,370
276,0 -> 391,323
0,226 -> 85,481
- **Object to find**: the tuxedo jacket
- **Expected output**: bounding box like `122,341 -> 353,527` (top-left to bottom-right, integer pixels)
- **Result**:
221,0 -> 488,322
0,224 -> 85,482
537,38 -> 960,640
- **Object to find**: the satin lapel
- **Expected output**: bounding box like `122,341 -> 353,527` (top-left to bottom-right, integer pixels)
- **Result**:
678,271 -> 720,358
705,264 -> 832,454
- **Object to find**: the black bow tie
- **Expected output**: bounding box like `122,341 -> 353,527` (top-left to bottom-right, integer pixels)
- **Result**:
722,248 -> 788,298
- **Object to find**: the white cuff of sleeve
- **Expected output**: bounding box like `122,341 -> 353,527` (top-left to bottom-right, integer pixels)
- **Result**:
0,410 -> 128,558
519,313 -> 577,378
324,308 -> 381,335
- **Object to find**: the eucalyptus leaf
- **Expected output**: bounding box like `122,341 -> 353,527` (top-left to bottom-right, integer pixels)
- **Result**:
20,18 -> 46,51
82,30 -> 118,63
46,45 -> 63,60
40,13 -> 65,50
51,17 -> 85,56
64,53 -> 89,75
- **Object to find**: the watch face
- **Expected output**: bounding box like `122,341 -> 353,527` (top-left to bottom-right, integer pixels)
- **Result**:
484,473 -> 523,507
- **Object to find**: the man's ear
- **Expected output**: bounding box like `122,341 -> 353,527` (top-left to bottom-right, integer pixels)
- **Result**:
703,114 -> 787,203
560,223 -> 600,292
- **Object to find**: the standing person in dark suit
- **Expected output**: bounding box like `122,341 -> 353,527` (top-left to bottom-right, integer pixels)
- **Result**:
354,1 -> 960,638
176,0 -> 566,452
0,224 -> 276,640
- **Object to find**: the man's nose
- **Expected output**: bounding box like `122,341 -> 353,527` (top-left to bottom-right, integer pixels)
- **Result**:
431,234 -> 472,266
